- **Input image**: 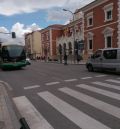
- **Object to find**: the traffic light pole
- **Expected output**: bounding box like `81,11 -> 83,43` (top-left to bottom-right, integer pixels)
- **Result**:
0,31 -> 16,38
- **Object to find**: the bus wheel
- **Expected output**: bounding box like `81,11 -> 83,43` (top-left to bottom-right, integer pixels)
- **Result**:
88,65 -> 94,72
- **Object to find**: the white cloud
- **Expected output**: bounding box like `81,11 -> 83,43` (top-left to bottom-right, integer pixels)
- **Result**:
0,0 -> 94,16
11,22 -> 42,38
46,0 -> 94,22
0,22 -> 41,44
0,0 -> 95,43
0,27 -> 11,42
0,0 -> 67,16
0,27 -> 9,33
47,8 -> 72,21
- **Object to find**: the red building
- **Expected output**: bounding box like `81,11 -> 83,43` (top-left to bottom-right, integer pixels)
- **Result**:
81,0 -> 118,59
40,24 -> 64,60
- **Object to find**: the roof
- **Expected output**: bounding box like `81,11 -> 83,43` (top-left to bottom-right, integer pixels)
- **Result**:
1,39 -> 24,46
40,24 -> 64,32
74,0 -> 105,14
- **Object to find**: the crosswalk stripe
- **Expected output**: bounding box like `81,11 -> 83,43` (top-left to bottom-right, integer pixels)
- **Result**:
24,85 -> 40,90
64,79 -> 77,82
59,87 -> 120,119
13,96 -> 54,129
45,82 -> 60,86
106,79 -> 120,84
92,82 -> 120,91
95,75 -> 107,77
81,77 -> 92,79
38,91 -> 111,129
76,84 -> 120,101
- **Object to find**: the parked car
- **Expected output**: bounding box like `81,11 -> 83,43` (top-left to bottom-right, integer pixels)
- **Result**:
86,48 -> 120,72
26,58 -> 31,65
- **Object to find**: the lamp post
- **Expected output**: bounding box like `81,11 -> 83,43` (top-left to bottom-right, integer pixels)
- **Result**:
63,9 -> 76,63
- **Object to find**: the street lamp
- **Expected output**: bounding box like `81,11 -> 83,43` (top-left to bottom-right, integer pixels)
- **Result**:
63,8 -> 76,63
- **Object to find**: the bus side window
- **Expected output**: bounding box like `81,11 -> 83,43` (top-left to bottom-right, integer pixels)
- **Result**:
0,49 -> 1,57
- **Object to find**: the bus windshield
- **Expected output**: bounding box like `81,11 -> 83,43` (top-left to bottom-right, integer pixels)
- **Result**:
2,45 -> 26,61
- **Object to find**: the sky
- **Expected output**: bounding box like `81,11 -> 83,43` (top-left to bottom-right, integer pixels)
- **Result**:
0,0 -> 94,41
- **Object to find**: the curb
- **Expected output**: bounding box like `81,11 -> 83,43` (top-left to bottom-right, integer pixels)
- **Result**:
40,61 -> 86,65
0,82 -> 21,129
0,82 -> 30,129
0,81 -> 24,129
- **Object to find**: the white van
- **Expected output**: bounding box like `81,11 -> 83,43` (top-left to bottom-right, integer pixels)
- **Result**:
86,48 -> 120,72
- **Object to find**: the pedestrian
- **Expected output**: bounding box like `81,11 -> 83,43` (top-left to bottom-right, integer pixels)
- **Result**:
77,55 -> 80,64
64,54 -> 67,65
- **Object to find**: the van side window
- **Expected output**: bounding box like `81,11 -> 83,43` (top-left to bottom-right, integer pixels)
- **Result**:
94,50 -> 102,58
103,50 -> 117,59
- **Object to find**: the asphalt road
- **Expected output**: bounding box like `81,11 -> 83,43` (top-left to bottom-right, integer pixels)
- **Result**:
0,61 -> 120,129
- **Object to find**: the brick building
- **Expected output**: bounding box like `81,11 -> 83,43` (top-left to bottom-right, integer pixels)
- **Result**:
40,24 -> 63,60
80,0 -> 118,59
56,14 -> 84,62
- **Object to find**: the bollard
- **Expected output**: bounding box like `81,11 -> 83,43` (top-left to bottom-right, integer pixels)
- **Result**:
20,118 -> 30,129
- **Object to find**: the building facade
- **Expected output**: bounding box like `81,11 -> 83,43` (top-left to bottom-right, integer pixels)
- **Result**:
56,13 -> 84,62
40,25 -> 63,60
81,0 -> 118,59
25,31 -> 42,59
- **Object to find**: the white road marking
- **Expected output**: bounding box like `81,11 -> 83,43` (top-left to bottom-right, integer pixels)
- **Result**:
24,85 -> 40,90
64,79 -> 77,82
59,87 -> 120,119
13,96 -> 54,129
45,82 -> 60,86
95,75 -> 107,77
38,91 -> 110,129
76,84 -> 120,101
0,81 -> 13,91
81,77 -> 92,79
92,82 -> 120,91
106,79 -> 120,84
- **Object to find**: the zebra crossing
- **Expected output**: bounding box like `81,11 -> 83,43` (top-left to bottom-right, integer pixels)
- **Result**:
13,78 -> 120,129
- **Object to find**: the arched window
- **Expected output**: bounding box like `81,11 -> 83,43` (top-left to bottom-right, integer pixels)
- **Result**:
63,43 -> 66,54
87,32 -> 94,50
102,27 -> 114,48
68,42 -> 72,54
58,44 -> 62,55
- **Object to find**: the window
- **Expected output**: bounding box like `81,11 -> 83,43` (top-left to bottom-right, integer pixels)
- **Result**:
89,17 -> 93,26
86,12 -> 93,27
102,27 -> 113,48
94,50 -> 102,58
46,32 -> 49,40
41,34 -> 44,41
87,16 -> 93,27
103,50 -> 117,59
63,43 -> 66,54
107,10 -> 112,20
88,39 -> 93,50
103,3 -> 113,22
106,36 -> 112,48
68,42 -> 72,54
87,32 -> 94,50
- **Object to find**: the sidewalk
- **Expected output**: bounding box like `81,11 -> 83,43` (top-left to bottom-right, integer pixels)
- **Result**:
40,60 -> 86,65
0,82 -> 21,129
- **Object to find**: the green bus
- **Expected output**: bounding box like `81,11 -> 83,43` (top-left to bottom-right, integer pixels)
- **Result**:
0,42 -> 28,70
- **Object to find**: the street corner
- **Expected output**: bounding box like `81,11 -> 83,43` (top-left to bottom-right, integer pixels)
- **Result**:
0,82 -> 21,129
0,80 -> 13,91
0,121 -> 5,129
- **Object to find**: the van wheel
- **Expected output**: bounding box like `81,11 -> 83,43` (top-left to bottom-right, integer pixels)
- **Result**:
88,65 -> 94,72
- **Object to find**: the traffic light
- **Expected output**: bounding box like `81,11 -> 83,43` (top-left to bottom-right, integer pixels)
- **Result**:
12,32 -> 16,38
